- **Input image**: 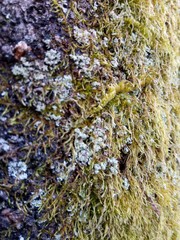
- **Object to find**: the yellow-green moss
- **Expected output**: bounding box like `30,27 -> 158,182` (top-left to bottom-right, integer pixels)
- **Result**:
43,1 -> 180,239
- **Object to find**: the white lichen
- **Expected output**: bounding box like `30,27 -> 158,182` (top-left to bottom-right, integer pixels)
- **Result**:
35,101 -> 46,112
92,58 -> 100,71
73,26 -> 97,45
91,117 -> 108,153
12,65 -> 29,78
8,161 -> 27,180
131,32 -> 138,42
51,160 -> 76,182
19,236 -> 25,240
0,116 -> 7,122
109,11 -> 119,20
94,157 -> 119,175
102,37 -> 109,47
113,38 -> 119,44
47,113 -> 62,122
30,199 -> 42,208
111,56 -> 119,68
59,0 -> 68,14
33,72 -> 45,80
43,38 -> 51,46
91,81 -> 101,89
0,138 -> 10,152
54,74 -> 73,102
30,189 -> 45,208
74,118 -> 109,166
75,128 -> 88,140
70,53 -> 100,77
93,1 -> 98,11
44,49 -> 61,66
12,50 -> 73,123
122,177 -> 130,190
1,91 -> 8,97
107,157 -> 119,175
54,234 -> 61,240
34,121 -> 42,128
74,139 -> 92,165
122,146 -> 130,154
126,137 -> 133,145
94,162 -> 107,174
70,53 -> 91,70
93,137 -> 106,152
9,135 -> 24,143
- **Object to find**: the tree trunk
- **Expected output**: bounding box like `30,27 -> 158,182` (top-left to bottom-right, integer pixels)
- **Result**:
0,0 -> 179,239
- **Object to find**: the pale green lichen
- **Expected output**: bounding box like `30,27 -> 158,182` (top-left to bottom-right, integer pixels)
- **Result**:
44,49 -> 61,66
73,26 -> 97,45
8,161 -> 28,181
0,138 -> 10,153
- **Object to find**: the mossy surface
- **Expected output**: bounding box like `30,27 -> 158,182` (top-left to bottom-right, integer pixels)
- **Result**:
0,0 -> 179,239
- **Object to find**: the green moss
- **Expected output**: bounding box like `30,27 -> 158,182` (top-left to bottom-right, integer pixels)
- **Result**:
44,1 -> 180,239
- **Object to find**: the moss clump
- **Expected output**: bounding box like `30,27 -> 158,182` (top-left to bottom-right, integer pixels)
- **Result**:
44,1 -> 179,239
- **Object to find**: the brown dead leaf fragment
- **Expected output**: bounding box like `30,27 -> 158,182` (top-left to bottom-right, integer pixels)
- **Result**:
13,41 -> 31,60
